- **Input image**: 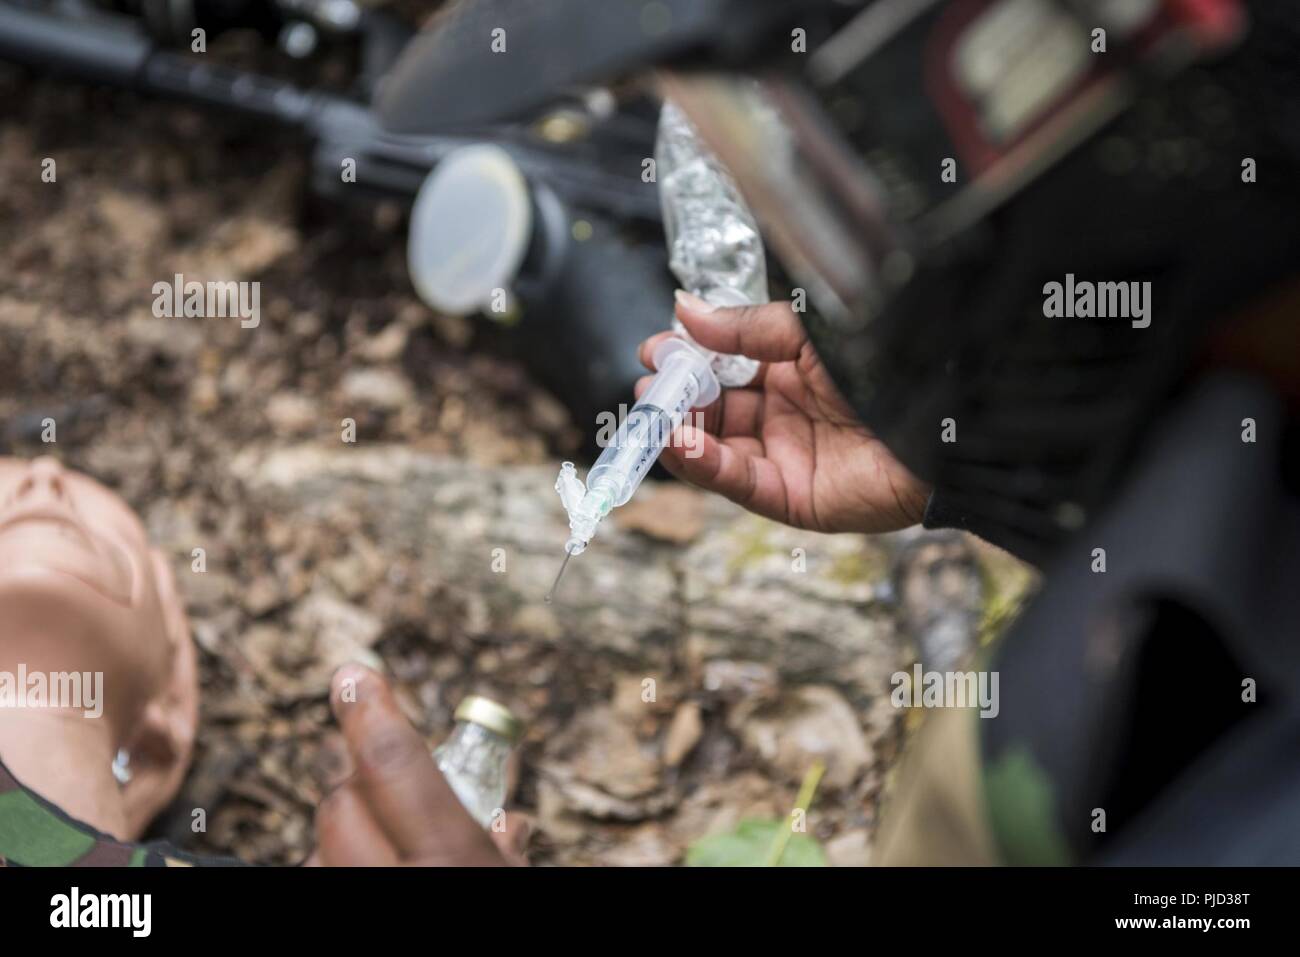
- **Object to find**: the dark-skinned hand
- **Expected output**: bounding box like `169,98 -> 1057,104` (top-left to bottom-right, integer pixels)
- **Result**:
636,292 -> 931,535
308,665 -> 527,866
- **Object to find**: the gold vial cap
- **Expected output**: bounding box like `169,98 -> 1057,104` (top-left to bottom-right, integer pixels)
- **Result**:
454,695 -> 524,745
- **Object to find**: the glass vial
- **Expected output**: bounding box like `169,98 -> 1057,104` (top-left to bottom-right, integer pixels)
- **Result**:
432,695 -> 523,829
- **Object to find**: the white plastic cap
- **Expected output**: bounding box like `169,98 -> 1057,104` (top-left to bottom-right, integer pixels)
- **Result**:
407,144 -> 533,316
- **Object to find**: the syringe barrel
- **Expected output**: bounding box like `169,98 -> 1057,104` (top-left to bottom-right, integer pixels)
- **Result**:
587,342 -> 716,507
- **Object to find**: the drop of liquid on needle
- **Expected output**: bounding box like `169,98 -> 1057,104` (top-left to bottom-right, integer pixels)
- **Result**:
544,548 -> 575,604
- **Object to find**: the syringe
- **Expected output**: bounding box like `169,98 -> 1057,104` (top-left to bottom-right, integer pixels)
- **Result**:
547,96 -> 773,602
546,336 -> 720,602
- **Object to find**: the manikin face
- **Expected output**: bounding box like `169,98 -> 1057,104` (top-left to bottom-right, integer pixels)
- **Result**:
0,457 -> 144,608
0,457 -> 189,738
0,457 -> 198,837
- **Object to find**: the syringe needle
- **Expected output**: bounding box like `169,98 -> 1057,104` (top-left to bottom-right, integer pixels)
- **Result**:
544,547 -> 576,604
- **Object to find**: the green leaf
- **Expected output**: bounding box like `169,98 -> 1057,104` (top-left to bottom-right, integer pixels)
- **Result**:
686,819 -> 827,867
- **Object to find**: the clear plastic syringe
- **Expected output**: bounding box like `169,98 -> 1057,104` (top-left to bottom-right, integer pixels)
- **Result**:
547,96 -> 775,602
546,336 -> 720,602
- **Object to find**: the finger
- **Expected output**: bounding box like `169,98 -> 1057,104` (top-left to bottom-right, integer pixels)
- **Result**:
315,780 -> 400,867
318,731 -> 355,791
674,292 -> 809,363
635,377 -> 766,442
330,665 -> 489,861
639,329 -> 772,388
658,425 -> 792,522
719,435 -> 766,459
709,387 -> 765,439
660,433 -> 765,473
489,813 -> 532,866
637,331 -> 680,371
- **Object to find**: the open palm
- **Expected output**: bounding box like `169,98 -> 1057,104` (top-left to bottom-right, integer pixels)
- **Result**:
635,294 -> 931,535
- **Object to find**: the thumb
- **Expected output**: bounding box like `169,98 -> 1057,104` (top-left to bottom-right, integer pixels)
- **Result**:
489,812 -> 532,866
673,291 -> 809,364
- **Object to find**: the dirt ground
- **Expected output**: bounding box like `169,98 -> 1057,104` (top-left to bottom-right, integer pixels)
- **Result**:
0,34 -> 1030,866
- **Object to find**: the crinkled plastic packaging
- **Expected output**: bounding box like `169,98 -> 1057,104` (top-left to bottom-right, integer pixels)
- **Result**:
655,99 -> 770,387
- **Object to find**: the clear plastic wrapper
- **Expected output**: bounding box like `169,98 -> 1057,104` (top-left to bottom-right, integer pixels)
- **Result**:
656,99 -> 769,387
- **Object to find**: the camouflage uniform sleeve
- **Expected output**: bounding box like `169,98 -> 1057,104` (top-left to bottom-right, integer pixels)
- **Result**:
0,759 -> 245,867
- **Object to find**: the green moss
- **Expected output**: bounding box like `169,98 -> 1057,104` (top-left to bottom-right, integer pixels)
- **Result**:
976,546 -> 1038,646
725,521 -> 782,574
827,545 -> 888,585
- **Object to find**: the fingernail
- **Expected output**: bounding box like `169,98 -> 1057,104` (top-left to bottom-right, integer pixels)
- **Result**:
349,647 -> 384,672
674,289 -> 716,314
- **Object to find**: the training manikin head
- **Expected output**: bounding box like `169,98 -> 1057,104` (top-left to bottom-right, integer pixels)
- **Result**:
0,456 -> 197,838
